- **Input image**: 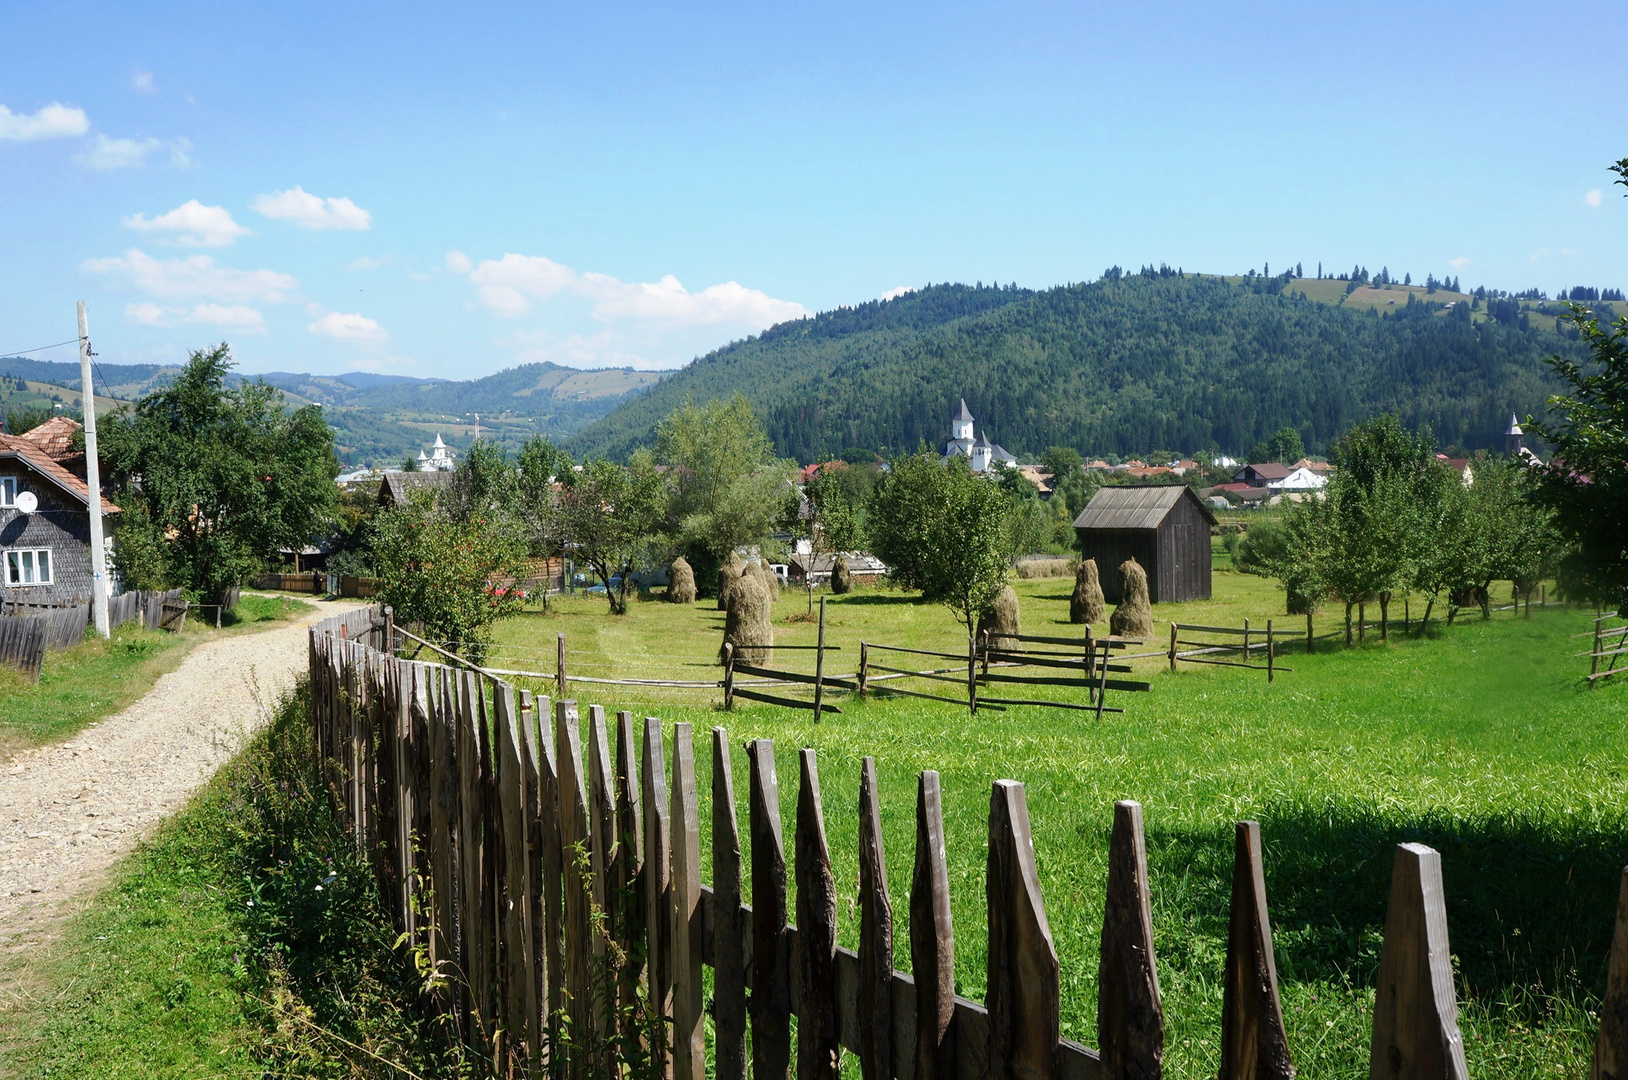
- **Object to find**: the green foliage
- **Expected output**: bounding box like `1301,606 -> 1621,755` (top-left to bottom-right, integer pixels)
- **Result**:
99,345 -> 338,600
867,453 -> 1011,639
554,454 -> 667,615
111,498 -> 171,592
570,275 -> 1573,463
1269,426 -> 1306,463
1530,298 -> 1628,611
3,402 -> 55,435
371,489 -> 527,662
655,393 -> 796,569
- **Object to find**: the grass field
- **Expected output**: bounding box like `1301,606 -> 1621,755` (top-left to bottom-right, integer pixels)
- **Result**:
476,571 -> 1625,1078
0,593 -> 314,758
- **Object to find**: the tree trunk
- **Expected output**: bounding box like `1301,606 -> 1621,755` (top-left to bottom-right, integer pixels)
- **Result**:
1345,603 -> 1353,646
1359,603 -> 1366,643
1379,594 -> 1390,642
1420,597 -> 1435,634
1480,581 -> 1492,620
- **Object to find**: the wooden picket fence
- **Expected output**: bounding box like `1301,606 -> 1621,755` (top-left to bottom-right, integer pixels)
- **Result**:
308,602 -> 1628,1079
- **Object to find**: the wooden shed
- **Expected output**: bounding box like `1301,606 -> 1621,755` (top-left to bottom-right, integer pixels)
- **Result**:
1072,484 -> 1216,604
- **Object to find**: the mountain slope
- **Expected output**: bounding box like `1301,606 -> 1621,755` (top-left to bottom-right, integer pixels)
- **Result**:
567,274 -> 1574,462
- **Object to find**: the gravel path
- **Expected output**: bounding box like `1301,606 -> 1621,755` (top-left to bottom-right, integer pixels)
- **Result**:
0,599 -> 366,946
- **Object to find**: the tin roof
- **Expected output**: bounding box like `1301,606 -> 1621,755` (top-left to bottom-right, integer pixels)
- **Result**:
1072,484 -> 1215,530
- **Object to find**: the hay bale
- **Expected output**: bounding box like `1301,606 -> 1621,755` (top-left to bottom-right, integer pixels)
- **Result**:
717,552 -> 746,610
977,584 -> 1021,643
667,556 -> 696,604
1108,558 -> 1153,638
721,572 -> 774,664
753,558 -> 781,599
831,554 -> 853,594
1015,557 -> 1075,579
1069,558 -> 1105,625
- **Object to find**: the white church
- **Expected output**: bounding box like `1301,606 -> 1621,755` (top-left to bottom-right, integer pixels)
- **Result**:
944,399 -> 1017,474
415,434 -> 457,472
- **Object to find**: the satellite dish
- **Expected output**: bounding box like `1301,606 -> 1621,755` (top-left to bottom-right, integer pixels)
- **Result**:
15,491 -> 38,515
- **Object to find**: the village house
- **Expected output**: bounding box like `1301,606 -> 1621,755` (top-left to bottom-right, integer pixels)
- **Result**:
1,421 -> 118,607
1234,461 -> 1292,488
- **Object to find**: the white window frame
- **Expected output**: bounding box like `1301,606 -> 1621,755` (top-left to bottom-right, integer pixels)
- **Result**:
0,476 -> 15,507
4,548 -> 53,587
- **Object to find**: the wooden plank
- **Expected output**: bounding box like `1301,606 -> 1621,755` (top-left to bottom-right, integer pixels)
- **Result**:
734,663 -> 831,686
642,718 -> 673,1079
863,642 -> 970,662
976,696 -> 1117,713
615,711 -> 646,1021
1367,843 -> 1469,1080
532,693 -> 565,1031
913,770 -> 957,1080
670,723 -> 705,1080
1218,821 -> 1293,1080
979,672 -> 1100,688
455,670 -> 492,1051
814,597 -> 828,720
1592,867 -> 1628,1080
555,699 -> 593,1080
493,683 -> 538,1067
749,738 -> 793,1080
522,691 -> 553,1054
732,686 -> 843,713
1098,800 -> 1163,1080
871,683 -> 1008,710
1168,622 -> 1252,636
869,662 -> 978,685
427,669 -> 461,1033
857,757 -> 894,1080
712,728 -> 748,1080
986,632 -> 1092,647
986,780 -> 1060,1080
796,748 -> 841,1080
586,704 -> 617,1055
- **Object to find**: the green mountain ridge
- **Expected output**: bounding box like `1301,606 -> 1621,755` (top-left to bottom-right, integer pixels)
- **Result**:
566,273 -> 1582,462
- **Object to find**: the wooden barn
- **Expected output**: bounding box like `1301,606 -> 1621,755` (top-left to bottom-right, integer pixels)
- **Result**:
1073,484 -> 1216,604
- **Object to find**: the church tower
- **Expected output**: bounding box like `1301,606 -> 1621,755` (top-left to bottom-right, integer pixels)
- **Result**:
1504,414 -> 1524,457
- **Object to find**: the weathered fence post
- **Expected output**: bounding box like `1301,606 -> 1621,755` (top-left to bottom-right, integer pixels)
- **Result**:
558,631 -> 568,697
555,699 -> 592,1080
748,738 -> 792,1080
641,718 -> 672,1078
987,779 -> 1060,1080
1098,800 -> 1164,1080
614,711 -> 645,1022
1219,821 -> 1293,1080
724,642 -> 736,710
1306,610 -> 1313,655
524,690 -> 558,1056
669,723 -> 704,1080
1592,867 -> 1628,1080
912,769 -> 956,1080
712,728 -> 748,1080
857,756 -> 894,1080
1169,622 -> 1178,671
1266,620 -> 1275,684
858,641 -> 869,698
797,748 -> 841,1080
1243,617 -> 1251,660
968,636 -> 979,715
813,596 -> 827,720
1367,843 -> 1469,1080
494,683 -> 538,1068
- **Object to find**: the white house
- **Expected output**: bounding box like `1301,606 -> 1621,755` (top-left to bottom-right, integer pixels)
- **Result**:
1276,466 -> 1328,492
943,399 -> 1017,474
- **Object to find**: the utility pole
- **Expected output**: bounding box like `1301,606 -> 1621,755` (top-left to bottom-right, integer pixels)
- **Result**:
78,302 -> 110,638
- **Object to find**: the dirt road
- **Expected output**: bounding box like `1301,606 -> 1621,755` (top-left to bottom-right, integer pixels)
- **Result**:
0,598 -> 365,945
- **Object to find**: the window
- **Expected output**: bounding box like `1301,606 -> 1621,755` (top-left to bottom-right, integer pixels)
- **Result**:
4,549 -> 52,587
0,476 -> 14,507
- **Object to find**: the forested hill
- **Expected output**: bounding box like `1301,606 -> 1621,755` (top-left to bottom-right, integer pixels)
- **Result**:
567,274 -> 1577,462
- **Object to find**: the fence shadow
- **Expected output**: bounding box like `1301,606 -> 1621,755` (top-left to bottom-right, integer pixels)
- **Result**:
1143,802 -> 1625,1013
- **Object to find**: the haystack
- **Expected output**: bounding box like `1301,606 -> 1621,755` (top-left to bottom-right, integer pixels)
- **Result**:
667,556 -> 696,604
1108,558 -> 1153,638
752,558 -> 780,599
1069,558 -> 1105,625
721,572 -> 774,663
717,552 -> 746,610
831,554 -> 853,594
977,584 -> 1021,643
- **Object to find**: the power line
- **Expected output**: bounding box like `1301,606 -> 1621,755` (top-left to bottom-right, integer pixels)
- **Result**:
0,338 -> 81,359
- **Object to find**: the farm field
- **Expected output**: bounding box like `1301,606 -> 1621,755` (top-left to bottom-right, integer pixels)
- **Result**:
470,571 -> 1626,1079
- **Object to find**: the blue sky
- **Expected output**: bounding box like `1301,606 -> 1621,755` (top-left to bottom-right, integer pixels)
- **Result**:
1,1 -> 1623,380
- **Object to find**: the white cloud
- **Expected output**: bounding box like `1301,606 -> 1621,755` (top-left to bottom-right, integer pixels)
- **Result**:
463,253 -> 577,316
347,255 -> 386,271
0,101 -> 89,141
126,301 -> 266,333
309,311 -> 387,341
122,200 -> 250,248
1585,188 -> 1604,208
132,69 -> 155,94
252,186 -> 372,230
449,250 -> 809,328
881,285 -> 915,301
1448,257 -> 1470,270
82,248 -> 299,303
74,134 -> 191,170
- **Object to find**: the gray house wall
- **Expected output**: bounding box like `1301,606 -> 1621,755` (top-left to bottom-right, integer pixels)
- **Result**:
0,462 -> 97,607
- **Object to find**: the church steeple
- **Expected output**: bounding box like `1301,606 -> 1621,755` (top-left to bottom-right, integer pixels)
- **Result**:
1504,413 -> 1524,457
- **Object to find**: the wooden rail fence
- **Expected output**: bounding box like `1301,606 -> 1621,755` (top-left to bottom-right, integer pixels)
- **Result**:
1165,620 -> 1290,683
1583,613 -> 1628,685
309,602 -> 1628,1079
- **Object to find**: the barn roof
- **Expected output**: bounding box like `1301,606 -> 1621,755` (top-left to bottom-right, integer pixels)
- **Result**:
1072,484 -> 1216,530
377,470 -> 455,506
